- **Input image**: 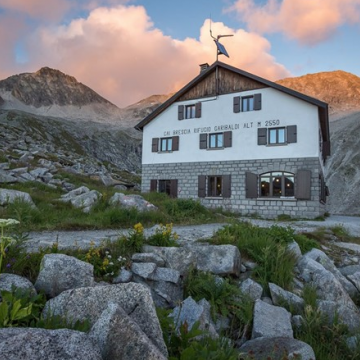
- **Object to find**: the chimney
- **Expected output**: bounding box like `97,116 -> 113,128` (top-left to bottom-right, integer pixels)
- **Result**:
199,63 -> 210,74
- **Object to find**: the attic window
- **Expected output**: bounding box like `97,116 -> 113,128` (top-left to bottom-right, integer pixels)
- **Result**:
186,104 -> 196,119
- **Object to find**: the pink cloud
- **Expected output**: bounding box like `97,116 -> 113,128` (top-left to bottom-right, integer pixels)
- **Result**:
0,0 -> 71,21
20,5 -> 290,107
228,0 -> 360,45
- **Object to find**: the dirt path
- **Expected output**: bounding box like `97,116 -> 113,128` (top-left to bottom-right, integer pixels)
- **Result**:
24,215 -> 360,252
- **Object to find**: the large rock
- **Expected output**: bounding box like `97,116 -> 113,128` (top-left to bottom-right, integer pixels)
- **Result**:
191,244 -> 241,276
303,248 -> 359,299
252,299 -> 293,339
35,254 -> 94,297
269,283 -> 304,315
169,296 -> 218,338
0,273 -> 37,300
131,263 -> 182,308
0,171 -> 17,183
0,328 -> 102,360
0,188 -> 35,207
239,278 -> 263,301
110,192 -> 157,211
142,245 -> 197,276
297,256 -> 360,331
89,302 -> 167,360
60,186 -> 102,213
42,282 -> 167,356
239,337 -> 316,360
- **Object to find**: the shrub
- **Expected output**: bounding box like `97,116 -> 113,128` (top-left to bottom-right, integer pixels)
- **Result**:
146,223 -> 179,247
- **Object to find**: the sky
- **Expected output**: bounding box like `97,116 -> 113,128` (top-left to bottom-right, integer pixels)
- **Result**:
0,0 -> 359,107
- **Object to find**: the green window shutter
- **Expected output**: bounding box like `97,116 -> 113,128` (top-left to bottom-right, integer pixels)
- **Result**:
254,93 -> 262,110
170,180 -> 178,198
246,172 -> 258,198
296,170 -> 311,200
150,179 -> 157,192
287,125 -> 297,143
172,136 -> 179,151
224,131 -> 232,148
152,138 -> 159,152
222,175 -> 231,198
233,96 -> 240,113
198,175 -> 206,198
257,128 -> 267,145
195,102 -> 202,118
178,105 -> 184,120
199,133 -> 208,149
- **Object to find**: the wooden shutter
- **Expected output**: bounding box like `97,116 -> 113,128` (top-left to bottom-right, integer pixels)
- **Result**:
199,133 -> 208,149
287,125 -> 297,143
195,102 -> 202,118
151,138 -> 159,152
170,180 -> 178,198
172,136 -> 179,151
323,141 -> 330,157
254,93 -> 262,110
224,131 -> 232,148
257,128 -> 267,145
233,96 -> 240,113
198,175 -> 206,198
150,179 -> 157,192
222,175 -> 231,198
178,105 -> 184,120
246,172 -> 258,198
296,170 -> 311,200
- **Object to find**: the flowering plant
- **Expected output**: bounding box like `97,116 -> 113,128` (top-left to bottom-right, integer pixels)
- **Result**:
0,219 -> 20,274
147,223 -> 179,247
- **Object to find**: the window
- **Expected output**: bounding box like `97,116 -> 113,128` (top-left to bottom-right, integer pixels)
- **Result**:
152,136 -> 179,152
208,176 -> 222,197
178,103 -> 202,120
200,131 -> 232,149
258,125 -> 297,146
186,105 -> 196,119
160,137 -> 172,152
198,175 -> 231,198
150,179 -> 178,198
242,96 -> 254,112
209,133 -> 224,148
233,94 -> 261,113
260,172 -> 294,197
269,128 -> 286,144
246,170 -> 311,200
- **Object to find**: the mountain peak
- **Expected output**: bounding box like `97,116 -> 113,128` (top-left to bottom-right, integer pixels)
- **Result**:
0,67 -> 112,108
277,70 -> 360,115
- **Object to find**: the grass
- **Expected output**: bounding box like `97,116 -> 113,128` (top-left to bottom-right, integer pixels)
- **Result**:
211,222 -> 297,291
0,176 -> 230,232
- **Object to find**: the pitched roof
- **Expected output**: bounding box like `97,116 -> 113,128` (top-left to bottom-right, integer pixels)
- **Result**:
135,61 -> 330,143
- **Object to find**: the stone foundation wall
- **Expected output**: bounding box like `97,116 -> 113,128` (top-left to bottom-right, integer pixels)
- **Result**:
141,157 -> 326,219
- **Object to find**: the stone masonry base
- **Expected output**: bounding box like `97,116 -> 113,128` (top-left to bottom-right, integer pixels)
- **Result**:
141,157 -> 326,219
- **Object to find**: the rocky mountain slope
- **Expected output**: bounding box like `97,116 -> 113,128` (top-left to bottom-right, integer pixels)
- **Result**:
276,70 -> 360,117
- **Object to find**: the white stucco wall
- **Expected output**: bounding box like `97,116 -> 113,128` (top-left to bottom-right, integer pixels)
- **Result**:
142,87 -> 321,165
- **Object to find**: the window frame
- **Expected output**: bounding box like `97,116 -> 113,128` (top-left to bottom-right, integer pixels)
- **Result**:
209,133 -> 224,149
185,104 -> 196,119
268,127 -> 286,145
259,171 -> 295,198
208,176 -> 223,197
241,96 -> 255,112
160,137 -> 173,152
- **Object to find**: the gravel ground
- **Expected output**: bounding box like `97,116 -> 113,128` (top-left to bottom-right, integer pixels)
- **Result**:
24,215 -> 360,252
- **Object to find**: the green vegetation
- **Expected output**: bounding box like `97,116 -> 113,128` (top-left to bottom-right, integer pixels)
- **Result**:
157,309 -> 239,360
0,288 -> 90,331
0,176 -> 229,232
211,222 -> 297,291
